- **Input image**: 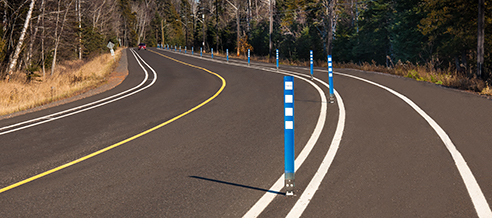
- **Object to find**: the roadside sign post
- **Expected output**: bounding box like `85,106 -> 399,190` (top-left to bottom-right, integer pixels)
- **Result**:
310,50 -> 313,80
200,47 -> 203,58
284,76 -> 295,196
179,46 -> 181,53
328,55 -> 335,103
192,47 -> 194,55
107,41 -> 115,62
212,48 -> 214,59
185,46 -> 187,54
276,49 -> 279,70
227,49 -> 229,62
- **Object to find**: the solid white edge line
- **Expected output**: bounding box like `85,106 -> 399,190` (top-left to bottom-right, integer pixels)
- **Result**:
286,90 -> 345,218
159,48 -> 346,218
0,49 -> 155,135
157,49 -> 492,217
241,71 -> 329,218
336,72 -> 492,218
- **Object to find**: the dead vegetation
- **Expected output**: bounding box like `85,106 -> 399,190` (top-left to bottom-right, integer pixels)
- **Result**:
0,49 -> 122,116
335,60 -> 490,96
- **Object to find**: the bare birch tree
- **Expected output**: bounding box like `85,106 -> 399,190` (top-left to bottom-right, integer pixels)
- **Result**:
6,0 -> 35,81
225,0 -> 241,56
51,0 -> 75,76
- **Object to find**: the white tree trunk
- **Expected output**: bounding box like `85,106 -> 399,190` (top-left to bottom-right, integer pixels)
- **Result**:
78,0 -> 82,60
29,0 -> 45,67
269,0 -> 272,56
41,0 -> 45,77
477,0 -> 484,78
7,0 -> 36,80
51,0 -> 74,76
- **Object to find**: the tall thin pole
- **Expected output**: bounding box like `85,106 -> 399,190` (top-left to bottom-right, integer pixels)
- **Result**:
216,0 -> 218,52
41,0 -> 45,77
161,19 -> 165,46
284,76 -> 295,196
247,0 -> 251,34
203,14 -> 205,50
269,0 -> 273,57
236,3 -> 240,56
477,0 -> 484,79
78,0 -> 82,60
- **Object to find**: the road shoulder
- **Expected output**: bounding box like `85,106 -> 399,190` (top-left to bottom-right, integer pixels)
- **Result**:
0,49 -> 129,121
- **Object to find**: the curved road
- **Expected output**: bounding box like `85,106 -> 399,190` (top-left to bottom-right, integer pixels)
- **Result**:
1,48 -> 491,217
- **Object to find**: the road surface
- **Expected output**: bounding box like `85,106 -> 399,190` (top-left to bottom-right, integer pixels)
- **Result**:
1,47 -> 491,217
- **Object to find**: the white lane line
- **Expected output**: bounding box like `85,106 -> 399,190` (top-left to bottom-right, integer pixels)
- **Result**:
242,72 -> 329,218
156,49 -> 492,217
286,83 -> 345,218
0,49 -> 156,135
335,72 -> 492,218
1,50 -> 147,131
158,48 -> 347,218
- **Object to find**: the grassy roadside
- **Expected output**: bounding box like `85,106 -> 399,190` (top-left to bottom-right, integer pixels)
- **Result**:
165,49 -> 492,97
0,48 -> 123,116
233,52 -> 492,97
335,61 -> 491,97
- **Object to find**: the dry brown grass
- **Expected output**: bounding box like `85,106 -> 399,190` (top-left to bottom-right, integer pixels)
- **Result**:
336,60 -> 489,94
481,85 -> 492,96
188,50 -> 491,96
0,48 -> 122,116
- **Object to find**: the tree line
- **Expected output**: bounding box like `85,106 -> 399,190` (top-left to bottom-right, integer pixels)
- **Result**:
1,0 -> 490,81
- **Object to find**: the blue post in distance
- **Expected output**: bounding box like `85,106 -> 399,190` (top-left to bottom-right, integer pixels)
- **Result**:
226,49 -> 229,62
175,45 -> 176,52
328,55 -> 335,103
179,46 -> 181,53
276,49 -> 279,70
192,47 -> 194,55
185,46 -> 187,54
211,48 -> 214,59
310,50 -> 314,80
200,47 -> 203,57
284,76 -> 295,196
248,49 -> 251,66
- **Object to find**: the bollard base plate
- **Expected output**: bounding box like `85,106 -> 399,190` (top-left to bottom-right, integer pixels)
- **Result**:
285,178 -> 295,196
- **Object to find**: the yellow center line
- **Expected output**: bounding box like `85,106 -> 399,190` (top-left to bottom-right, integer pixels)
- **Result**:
0,49 -> 226,194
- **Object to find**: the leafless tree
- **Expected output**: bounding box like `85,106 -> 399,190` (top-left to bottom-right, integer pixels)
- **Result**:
51,0 -> 75,76
477,0 -> 484,78
6,0 -> 35,81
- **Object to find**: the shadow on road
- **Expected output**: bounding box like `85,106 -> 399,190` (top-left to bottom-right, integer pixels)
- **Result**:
189,176 -> 285,196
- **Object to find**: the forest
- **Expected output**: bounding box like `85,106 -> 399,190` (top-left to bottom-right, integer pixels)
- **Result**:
0,0 -> 490,84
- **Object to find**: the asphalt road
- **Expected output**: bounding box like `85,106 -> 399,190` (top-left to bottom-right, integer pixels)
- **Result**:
1,47 -> 491,217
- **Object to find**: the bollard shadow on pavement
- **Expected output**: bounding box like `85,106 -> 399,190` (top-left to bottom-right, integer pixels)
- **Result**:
189,176 -> 285,196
